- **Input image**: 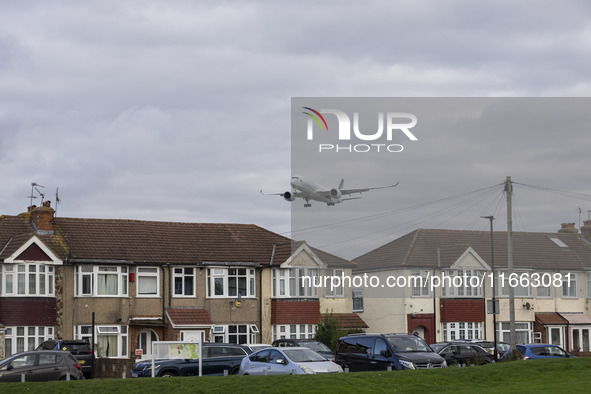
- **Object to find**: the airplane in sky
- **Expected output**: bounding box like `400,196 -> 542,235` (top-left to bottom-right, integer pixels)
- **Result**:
261,176 -> 399,207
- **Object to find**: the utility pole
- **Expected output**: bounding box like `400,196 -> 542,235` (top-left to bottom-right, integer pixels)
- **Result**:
506,176 -> 516,349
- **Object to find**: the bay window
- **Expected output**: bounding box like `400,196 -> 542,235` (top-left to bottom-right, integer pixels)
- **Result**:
1,263 -> 54,296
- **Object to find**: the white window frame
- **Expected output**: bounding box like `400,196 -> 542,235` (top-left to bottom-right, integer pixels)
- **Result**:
325,269 -> 344,298
442,322 -> 482,341
212,324 -> 257,344
136,267 -> 160,297
206,267 -> 255,298
495,271 -> 531,298
173,267 -> 196,297
442,269 -> 483,298
75,265 -> 128,297
411,269 -> 431,297
497,322 -> 532,344
3,326 -> 54,357
272,324 -> 317,341
75,325 -> 128,358
562,273 -> 577,298
271,268 -> 319,298
1,263 -> 54,296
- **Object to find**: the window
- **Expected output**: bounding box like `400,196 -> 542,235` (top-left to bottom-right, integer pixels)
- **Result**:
442,269 -> 483,297
271,268 -> 318,298
75,265 -> 128,297
587,273 -> 591,298
442,322 -> 482,341
136,267 -> 159,297
3,326 -> 54,357
497,322 -> 532,344
352,289 -> 364,312
173,267 -> 195,296
495,271 -> 531,297
272,324 -> 316,340
411,269 -> 431,297
536,283 -> 551,298
0,264 -> 54,296
212,324 -> 258,344
76,325 -> 128,358
206,268 -> 255,298
562,273 -> 577,298
325,269 -> 344,297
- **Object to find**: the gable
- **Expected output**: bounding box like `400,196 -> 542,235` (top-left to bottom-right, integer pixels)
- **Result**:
280,243 -> 327,269
3,235 -> 62,265
449,247 -> 491,271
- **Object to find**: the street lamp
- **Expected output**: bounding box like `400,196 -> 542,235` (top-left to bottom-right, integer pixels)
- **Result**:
481,215 -> 498,362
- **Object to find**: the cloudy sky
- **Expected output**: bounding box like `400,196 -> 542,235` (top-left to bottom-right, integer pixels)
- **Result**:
1,1 -> 591,259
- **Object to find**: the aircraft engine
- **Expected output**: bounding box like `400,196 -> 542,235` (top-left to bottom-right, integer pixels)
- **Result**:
330,189 -> 342,199
283,192 -> 295,202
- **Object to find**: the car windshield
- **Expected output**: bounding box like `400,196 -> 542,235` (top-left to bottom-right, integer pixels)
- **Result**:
299,341 -> 331,353
387,337 -> 431,352
429,343 -> 446,352
283,348 -> 327,362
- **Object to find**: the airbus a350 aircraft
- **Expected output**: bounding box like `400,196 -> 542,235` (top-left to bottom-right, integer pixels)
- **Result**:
262,176 -> 399,207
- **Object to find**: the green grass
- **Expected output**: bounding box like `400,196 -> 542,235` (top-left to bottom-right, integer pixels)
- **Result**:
3,357 -> 590,393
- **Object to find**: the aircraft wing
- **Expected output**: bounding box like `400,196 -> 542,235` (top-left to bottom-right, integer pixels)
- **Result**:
339,181 -> 399,196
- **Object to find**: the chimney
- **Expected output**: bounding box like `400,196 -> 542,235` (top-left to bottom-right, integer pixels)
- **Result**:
581,220 -> 591,241
558,222 -> 578,234
30,201 -> 55,233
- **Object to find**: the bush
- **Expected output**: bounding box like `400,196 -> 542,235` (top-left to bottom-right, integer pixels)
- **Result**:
315,310 -> 364,351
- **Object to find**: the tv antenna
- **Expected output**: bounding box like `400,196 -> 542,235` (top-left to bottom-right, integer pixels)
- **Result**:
28,182 -> 45,208
55,188 -> 61,216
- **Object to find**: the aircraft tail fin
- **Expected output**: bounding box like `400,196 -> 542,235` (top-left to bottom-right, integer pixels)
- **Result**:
338,178 -> 344,189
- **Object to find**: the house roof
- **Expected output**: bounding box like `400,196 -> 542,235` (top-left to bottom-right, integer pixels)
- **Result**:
560,313 -> 591,325
0,213 -> 354,268
535,312 -> 568,325
166,308 -> 213,327
353,228 -> 591,272
320,313 -> 368,328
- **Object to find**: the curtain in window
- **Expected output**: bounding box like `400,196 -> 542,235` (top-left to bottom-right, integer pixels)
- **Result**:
138,276 -> 157,294
98,273 -> 118,295
97,335 -> 119,357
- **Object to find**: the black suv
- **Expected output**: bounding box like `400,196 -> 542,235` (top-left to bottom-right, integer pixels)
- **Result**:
36,339 -> 94,378
335,333 -> 447,371
271,339 -> 334,360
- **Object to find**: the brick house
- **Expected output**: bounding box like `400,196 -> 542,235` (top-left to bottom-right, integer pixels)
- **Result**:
0,203 -> 366,372
353,223 -> 591,355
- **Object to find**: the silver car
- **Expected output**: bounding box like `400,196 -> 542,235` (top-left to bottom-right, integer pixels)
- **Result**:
239,347 -> 342,375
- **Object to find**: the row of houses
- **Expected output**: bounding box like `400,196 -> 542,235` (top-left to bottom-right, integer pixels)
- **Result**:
0,202 -> 366,374
354,222 -> 591,356
2,201 -> 591,373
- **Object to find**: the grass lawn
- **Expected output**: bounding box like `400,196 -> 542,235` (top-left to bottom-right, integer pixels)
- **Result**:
2,357 -> 589,393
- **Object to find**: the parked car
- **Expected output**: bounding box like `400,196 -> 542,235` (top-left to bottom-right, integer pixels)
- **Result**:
36,339 -> 93,378
454,339 -> 510,359
515,344 -> 572,360
131,343 -> 252,377
239,347 -> 342,375
245,344 -> 272,353
0,350 -> 84,382
335,333 -> 447,371
271,339 -> 334,361
429,342 -> 493,366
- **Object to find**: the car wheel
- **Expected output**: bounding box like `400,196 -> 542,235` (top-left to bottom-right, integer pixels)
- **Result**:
160,370 -> 179,377
230,367 -> 240,375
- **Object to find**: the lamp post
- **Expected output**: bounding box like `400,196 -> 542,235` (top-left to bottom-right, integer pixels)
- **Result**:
482,215 -> 498,362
